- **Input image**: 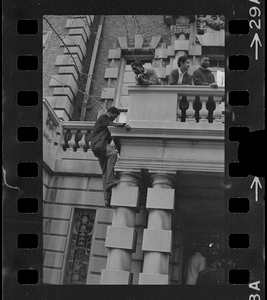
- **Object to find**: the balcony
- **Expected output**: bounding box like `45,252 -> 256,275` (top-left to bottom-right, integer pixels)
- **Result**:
43,98 -> 101,175
110,85 -> 225,173
43,85 -> 225,174
126,85 -> 225,130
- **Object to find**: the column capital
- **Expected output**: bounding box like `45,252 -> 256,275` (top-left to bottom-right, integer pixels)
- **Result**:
150,173 -> 176,188
118,171 -> 141,187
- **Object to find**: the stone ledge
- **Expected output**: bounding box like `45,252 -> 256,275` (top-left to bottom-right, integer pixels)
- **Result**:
61,36 -> 87,57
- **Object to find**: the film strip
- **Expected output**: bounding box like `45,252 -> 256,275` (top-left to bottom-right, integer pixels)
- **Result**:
3,0 -> 265,299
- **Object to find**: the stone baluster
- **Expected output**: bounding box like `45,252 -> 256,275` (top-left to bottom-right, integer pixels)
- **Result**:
199,95 -> 209,123
66,129 -> 76,152
139,173 -> 175,285
77,129 -> 87,152
177,95 -> 182,121
59,129 -> 68,151
84,130 -> 91,152
213,96 -> 223,123
185,95 -> 196,122
100,172 -> 140,285
178,96 -> 189,122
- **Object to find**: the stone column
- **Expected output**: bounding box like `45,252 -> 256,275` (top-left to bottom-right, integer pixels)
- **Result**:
139,173 -> 175,284
100,172 -> 140,284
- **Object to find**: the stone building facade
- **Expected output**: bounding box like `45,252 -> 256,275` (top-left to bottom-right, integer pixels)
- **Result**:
43,15 -> 225,285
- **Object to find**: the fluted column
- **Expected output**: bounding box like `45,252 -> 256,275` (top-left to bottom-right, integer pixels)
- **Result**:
100,172 -> 140,284
139,173 -> 175,284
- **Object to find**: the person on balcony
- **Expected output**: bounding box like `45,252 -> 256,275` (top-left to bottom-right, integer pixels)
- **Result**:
168,55 -> 192,85
90,107 -> 131,207
131,60 -> 160,85
193,56 -> 218,88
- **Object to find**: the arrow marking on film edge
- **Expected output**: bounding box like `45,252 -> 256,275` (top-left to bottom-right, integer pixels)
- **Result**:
250,177 -> 262,202
250,33 -> 262,60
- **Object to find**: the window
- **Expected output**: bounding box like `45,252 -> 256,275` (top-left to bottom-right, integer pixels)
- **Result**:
63,208 -> 96,284
115,56 -> 153,122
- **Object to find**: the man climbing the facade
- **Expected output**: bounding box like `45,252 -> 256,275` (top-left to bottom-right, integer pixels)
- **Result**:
90,107 -> 131,207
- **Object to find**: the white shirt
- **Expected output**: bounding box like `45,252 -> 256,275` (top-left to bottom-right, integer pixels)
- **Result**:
177,68 -> 185,85
186,252 -> 207,285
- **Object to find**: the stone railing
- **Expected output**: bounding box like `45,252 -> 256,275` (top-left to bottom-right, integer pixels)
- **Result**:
43,99 -> 95,153
43,98 -> 62,151
60,121 -> 95,152
127,86 -> 225,128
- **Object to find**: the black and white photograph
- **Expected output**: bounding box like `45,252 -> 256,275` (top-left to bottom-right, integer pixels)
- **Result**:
43,15 -> 227,285
2,1 -> 265,299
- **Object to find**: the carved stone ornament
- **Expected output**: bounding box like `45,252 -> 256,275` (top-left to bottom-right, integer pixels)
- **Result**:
197,15 -> 225,34
164,15 -> 195,26
170,25 -> 190,39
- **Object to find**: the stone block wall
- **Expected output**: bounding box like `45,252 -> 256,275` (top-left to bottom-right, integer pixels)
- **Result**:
43,15 -> 95,121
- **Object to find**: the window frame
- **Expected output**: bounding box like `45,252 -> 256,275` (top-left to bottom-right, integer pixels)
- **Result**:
114,54 -> 154,111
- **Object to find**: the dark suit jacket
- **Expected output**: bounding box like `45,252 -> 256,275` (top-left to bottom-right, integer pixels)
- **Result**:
168,69 -> 192,85
193,67 -> 215,85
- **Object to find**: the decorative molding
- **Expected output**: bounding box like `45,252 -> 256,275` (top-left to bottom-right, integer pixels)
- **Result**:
196,15 -> 225,34
109,122 -> 224,139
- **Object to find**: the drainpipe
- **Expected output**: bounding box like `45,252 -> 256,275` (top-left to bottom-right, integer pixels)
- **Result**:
80,15 -> 104,121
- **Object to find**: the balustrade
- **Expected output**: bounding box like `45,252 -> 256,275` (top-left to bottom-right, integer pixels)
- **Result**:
178,93 -> 224,123
60,122 -> 94,152
44,86 -> 225,157
127,86 -> 225,126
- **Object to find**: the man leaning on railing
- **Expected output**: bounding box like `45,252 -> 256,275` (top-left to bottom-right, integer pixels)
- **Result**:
193,56 -> 218,88
131,60 -> 161,85
168,55 -> 193,85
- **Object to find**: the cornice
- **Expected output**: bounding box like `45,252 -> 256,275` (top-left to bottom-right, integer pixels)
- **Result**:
109,125 -> 224,141
115,157 -> 224,174
127,85 -> 225,97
